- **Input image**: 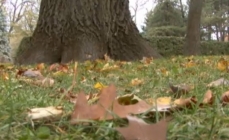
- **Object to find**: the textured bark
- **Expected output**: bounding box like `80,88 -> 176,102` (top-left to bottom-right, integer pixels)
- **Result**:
184,0 -> 203,55
15,0 -> 161,64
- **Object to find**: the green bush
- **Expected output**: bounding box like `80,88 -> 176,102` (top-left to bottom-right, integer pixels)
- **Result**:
143,26 -> 186,38
146,36 -> 229,57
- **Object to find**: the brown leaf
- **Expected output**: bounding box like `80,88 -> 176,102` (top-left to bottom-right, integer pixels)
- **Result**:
221,91 -> 229,106
36,63 -> 45,70
202,90 -> 214,105
174,96 -> 197,108
207,78 -> 229,87
70,85 -> 151,124
116,116 -> 168,140
17,69 -> 43,79
169,83 -> 193,97
49,63 -> 68,73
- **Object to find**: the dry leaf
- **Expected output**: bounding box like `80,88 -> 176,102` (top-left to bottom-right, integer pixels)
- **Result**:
37,63 -> 45,70
217,58 -> 228,71
169,83 -> 193,97
207,78 -> 229,87
131,78 -> 144,86
221,91 -> 229,105
202,90 -> 214,105
38,77 -> 55,87
49,63 -> 68,73
94,82 -> 106,90
70,85 -> 151,124
1,72 -> 9,80
100,63 -> 119,71
17,69 -> 43,79
174,96 -> 197,108
116,116 -> 168,140
140,57 -> 153,65
27,106 -> 63,121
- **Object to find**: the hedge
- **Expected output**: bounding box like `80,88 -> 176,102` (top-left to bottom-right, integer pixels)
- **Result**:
146,36 -> 229,57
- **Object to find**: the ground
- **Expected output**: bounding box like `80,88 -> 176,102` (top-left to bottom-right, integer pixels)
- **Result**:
1,55 -> 229,139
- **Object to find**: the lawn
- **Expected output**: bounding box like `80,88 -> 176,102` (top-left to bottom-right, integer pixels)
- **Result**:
1,55 -> 229,140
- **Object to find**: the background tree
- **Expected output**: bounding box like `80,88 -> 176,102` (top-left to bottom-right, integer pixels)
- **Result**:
143,0 -> 186,37
15,0 -> 161,64
184,0 -> 204,55
0,1 -> 11,62
201,0 -> 229,41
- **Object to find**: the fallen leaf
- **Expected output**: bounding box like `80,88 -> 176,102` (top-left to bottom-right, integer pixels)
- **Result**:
174,96 -> 197,108
202,90 -> 214,105
19,77 -> 55,87
70,85 -> 151,124
1,72 -> 9,80
27,106 -> 63,121
38,77 -> 55,87
169,83 -> 193,97
17,69 -> 43,79
116,116 -> 168,140
94,82 -> 106,90
37,63 -> 45,70
49,63 -> 68,73
100,63 -> 119,71
184,60 -> 196,68
221,91 -> 229,105
217,58 -> 228,71
131,78 -> 144,86
207,78 -> 229,87
140,57 -> 153,65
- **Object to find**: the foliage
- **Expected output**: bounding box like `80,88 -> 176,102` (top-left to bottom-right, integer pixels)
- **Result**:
143,26 -> 186,38
146,36 -> 229,57
6,0 -> 40,36
201,0 -> 229,41
143,0 -> 185,37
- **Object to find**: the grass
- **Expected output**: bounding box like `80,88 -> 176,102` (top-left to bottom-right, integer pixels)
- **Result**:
1,55 -> 229,140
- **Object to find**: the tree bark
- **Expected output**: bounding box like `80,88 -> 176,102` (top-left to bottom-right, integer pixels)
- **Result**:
184,0 -> 203,55
15,0 -> 161,64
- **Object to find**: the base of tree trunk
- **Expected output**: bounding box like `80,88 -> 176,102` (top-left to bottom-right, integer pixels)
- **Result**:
15,35 -> 162,64
14,0 -> 162,64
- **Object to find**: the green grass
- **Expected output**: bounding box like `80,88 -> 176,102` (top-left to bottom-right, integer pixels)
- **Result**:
1,55 -> 229,140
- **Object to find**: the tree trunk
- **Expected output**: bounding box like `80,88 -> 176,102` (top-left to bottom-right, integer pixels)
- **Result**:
179,0 -> 185,21
184,0 -> 203,55
15,0 -> 161,64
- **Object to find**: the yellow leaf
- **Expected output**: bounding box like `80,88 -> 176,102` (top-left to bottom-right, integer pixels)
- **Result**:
160,68 -> 169,76
101,63 -> 119,71
185,60 -> 196,68
156,97 -> 172,106
1,72 -> 9,80
217,58 -> 228,71
94,82 -> 106,90
131,78 -> 144,86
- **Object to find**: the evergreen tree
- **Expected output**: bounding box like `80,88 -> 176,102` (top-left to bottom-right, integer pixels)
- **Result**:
143,0 -> 186,37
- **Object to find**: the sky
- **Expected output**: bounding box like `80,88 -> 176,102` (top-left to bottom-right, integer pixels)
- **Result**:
129,0 -> 154,31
